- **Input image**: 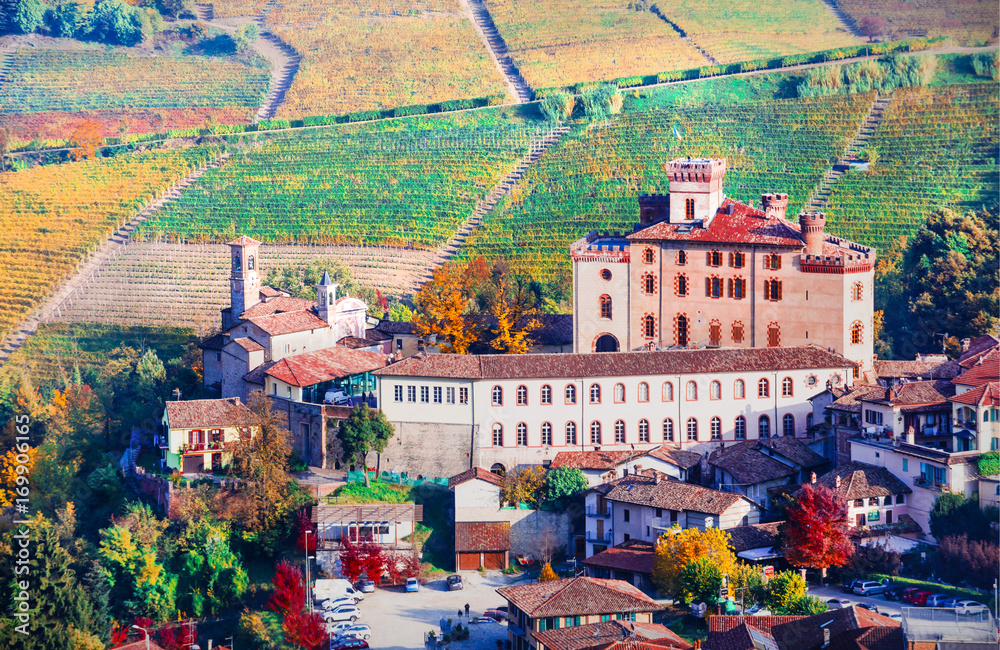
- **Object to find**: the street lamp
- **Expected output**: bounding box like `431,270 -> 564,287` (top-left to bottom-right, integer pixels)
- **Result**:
304,529 -> 312,611
131,625 -> 150,650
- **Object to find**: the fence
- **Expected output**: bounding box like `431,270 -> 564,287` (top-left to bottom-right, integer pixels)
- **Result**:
346,470 -> 449,488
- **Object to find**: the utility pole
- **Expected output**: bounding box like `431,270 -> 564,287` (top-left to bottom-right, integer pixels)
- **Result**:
305,530 -> 312,611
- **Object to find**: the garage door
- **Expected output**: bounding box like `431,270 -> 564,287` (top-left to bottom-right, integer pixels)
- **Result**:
458,553 -> 480,571
183,455 -> 203,474
483,552 -> 505,570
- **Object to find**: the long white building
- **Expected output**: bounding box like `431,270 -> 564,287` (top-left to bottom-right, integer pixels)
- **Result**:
374,346 -> 856,474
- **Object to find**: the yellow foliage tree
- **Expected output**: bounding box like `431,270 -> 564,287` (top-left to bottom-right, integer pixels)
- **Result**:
413,263 -> 478,354
0,446 -> 35,508
501,466 -> 546,508
69,120 -> 103,161
652,526 -> 737,597
538,562 -> 558,582
486,267 -> 540,354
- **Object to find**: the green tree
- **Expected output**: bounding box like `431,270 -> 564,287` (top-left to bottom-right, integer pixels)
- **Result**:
930,492 -> 995,542
176,518 -> 249,616
88,0 -> 146,46
96,523 -> 176,621
12,0 -> 46,34
50,2 -> 85,37
764,570 -> 806,613
336,405 -> 395,487
233,22 -> 259,52
540,466 -> 587,510
783,594 -> 829,615
540,91 -> 574,122
730,563 -> 767,609
678,557 -> 723,605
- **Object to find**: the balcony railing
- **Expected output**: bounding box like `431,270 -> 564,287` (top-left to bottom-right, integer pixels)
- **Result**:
652,517 -> 678,530
953,419 -> 977,431
586,531 -> 612,544
913,476 -> 946,491
585,505 -> 610,517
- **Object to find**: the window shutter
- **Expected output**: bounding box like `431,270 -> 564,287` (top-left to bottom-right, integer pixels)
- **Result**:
764,281 -> 771,301
727,278 -> 733,298
705,277 -> 711,297
776,281 -> 782,301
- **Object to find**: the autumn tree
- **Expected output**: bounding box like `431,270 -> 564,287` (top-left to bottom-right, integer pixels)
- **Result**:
283,608 -> 327,650
763,570 -> 806,613
501,466 -> 546,508
0,127 -> 10,172
335,405 -> 395,487
385,551 -> 421,584
538,563 -> 558,582
294,508 -> 317,553
478,261 -> 541,354
653,526 -> 736,597
268,560 -> 305,617
360,534 -> 386,582
413,262 -> 478,354
934,535 -> 1000,590
780,484 -> 852,585
858,16 -> 887,41
339,534 -> 366,583
69,120 -> 103,161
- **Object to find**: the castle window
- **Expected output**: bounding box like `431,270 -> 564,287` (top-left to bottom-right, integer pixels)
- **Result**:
663,418 -> 674,442
639,419 -> 650,443
676,315 -> 688,346
764,279 -> 782,301
851,282 -> 863,302
851,321 -> 864,345
764,254 -> 782,270
643,248 -> 655,264
590,421 -> 602,444
685,198 -> 695,219
734,379 -> 745,399
728,277 -> 746,299
732,321 -> 745,343
601,269 -> 612,281
565,422 -> 577,445
643,274 -> 656,294
541,422 -> 553,446
541,384 -> 552,404
706,276 -> 723,298
565,384 -> 577,404
687,418 -> 698,441
758,378 -> 770,398
710,380 -> 721,400
614,383 -> 625,403
711,417 -> 722,440
676,274 -> 688,297
492,423 -> 503,446
782,377 -> 793,397
768,322 -> 780,347
709,320 -> 722,347
643,315 -> 656,339
676,250 -> 687,265
730,251 -> 745,268
686,381 -> 698,401
783,414 -> 795,437
735,416 -> 746,439
590,383 -> 601,404
517,385 -> 528,405
234,254 -> 241,270
600,295 -> 613,319
247,255 -> 255,270
492,385 -> 503,406
662,381 -> 674,401
638,382 -> 649,402
707,250 -> 723,267
615,420 -> 626,443
517,423 -> 528,446
759,415 -> 771,439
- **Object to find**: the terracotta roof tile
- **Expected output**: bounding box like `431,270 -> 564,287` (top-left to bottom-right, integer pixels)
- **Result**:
770,606 -> 900,650
199,332 -> 228,350
449,467 -> 503,488
455,521 -> 510,552
534,621 -> 691,650
338,336 -> 378,350
259,286 -> 286,298
375,347 -> 855,380
807,461 -> 911,500
497,577 -> 661,618
240,296 -> 316,319
376,320 -> 417,335
247,310 -> 330,337
707,623 -> 767,650
708,615 -> 806,635
950,382 -> 1000,406
604,474 -> 756,515
958,336 -> 999,367
265,348 -> 388,387
550,450 -> 639,470
952,355 -> 1000,387
707,437 -> 828,486
230,337 -> 265,352
726,522 -> 782,553
243,360 -> 276,385
626,198 -> 806,247
582,540 -> 655,575
829,384 -> 886,413
647,446 -> 702,469
856,380 -> 954,407
164,397 -> 255,430
874,360 -> 959,381
227,235 -> 262,246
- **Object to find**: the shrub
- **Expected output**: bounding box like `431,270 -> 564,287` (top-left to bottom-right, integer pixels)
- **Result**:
615,76 -> 644,88
581,84 -> 623,120
12,0 -> 45,34
233,23 -> 259,53
49,2 -> 85,38
393,104 -> 428,118
441,98 -> 474,111
978,451 -> 1000,476
486,94 -> 506,106
657,70 -> 682,83
539,91 -> 574,122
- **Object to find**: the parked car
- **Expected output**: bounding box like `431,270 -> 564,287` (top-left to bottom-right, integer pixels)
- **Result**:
322,604 -> 361,623
472,616 -> 499,624
857,603 -> 879,613
323,390 -> 352,405
447,574 -> 464,591
854,581 -> 886,596
940,596 -> 963,609
356,579 -> 375,593
330,639 -> 369,650
910,591 -> 934,607
842,579 -> 864,593
484,608 -> 508,622
326,622 -> 354,637
826,598 -> 852,610
320,596 -> 357,611
955,601 -> 988,615
924,594 -> 952,607
333,624 -> 372,641
405,577 -> 420,592
900,587 -> 922,603
885,613 -> 902,621
883,585 -> 905,601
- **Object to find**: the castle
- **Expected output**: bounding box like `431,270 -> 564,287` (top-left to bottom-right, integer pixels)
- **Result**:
571,158 -> 876,377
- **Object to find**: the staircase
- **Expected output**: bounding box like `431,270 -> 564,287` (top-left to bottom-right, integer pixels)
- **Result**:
194,3 -> 214,21
432,126 -> 570,268
818,0 -> 865,39
254,0 -> 302,121
465,0 -> 532,103
804,94 -> 891,212
0,49 -> 14,86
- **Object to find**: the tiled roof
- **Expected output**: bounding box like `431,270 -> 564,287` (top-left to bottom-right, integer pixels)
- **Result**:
240,296 -> 316,319
375,320 -> 417,335
550,450 -> 639,470
243,360 -> 276,385
647,446 -> 702,469
874,359 -> 959,381
808,461 -> 911,500
582,539 -> 656,575
950,381 -> 1000,406
952,354 -> 1000,387
709,442 -> 798,485
497,577 -> 661,618
230,337 -> 265,352
364,328 -> 392,342
709,616 -> 805,635
259,286 -> 286,298
828,627 -> 904,650
958,336 -> 999,367
532,314 -> 574,347
455,521 -> 510,552
604,474 -> 756,515
115,641 -> 169,650
199,332 -> 228,350
829,384 -> 885,413
726,522 -> 782,553
770,606 -> 900,650
375,346 -> 855,380
247,310 -> 330,337
265,348 -> 388,387
449,466 -> 503,488
857,380 -> 954,407
764,436 -> 828,469
534,621 -> 691,650
707,623 -> 771,650
627,198 -> 806,247
338,336 -> 378,350
164,397 -> 255,430
227,235 -> 262,246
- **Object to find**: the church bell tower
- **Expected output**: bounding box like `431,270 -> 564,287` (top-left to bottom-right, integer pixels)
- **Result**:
228,235 -> 262,320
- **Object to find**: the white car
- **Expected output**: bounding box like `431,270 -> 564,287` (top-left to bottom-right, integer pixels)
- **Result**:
326,621 -> 354,636
334,624 -> 372,641
955,601 -> 987,615
319,596 -> 356,610
322,604 -> 361,623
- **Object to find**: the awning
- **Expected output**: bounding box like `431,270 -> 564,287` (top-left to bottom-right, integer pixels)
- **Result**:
860,535 -> 936,554
737,547 -> 784,561
953,429 -> 976,440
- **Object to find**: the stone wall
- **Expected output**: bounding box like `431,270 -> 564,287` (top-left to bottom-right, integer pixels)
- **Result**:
509,510 -> 572,559
378,421 -> 475,479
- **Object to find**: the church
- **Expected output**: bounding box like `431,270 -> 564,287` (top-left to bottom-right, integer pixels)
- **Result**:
571,158 -> 876,378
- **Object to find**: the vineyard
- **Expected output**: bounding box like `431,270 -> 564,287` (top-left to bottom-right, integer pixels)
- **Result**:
134,117 -> 545,248
52,243 -> 436,331
210,0 -> 271,17
265,0 -> 510,119
822,84 -> 999,251
0,147 -> 215,341
834,0 -> 998,46
460,93 -> 875,278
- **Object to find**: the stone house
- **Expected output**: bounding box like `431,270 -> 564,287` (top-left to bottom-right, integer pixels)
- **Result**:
707,436 -> 828,512
160,397 -> 256,475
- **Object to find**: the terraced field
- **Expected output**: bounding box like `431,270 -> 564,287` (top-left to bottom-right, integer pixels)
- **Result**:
822,84 -> 999,250
134,117 -> 545,248
461,94 -> 875,278
266,0 -> 510,119
834,0 -> 998,46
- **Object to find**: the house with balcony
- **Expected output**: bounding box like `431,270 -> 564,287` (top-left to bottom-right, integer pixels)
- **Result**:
550,447 -> 702,488
707,436 -> 828,512
854,380 -> 955,448
583,472 -> 759,556
803,461 -> 911,530
160,397 -> 257,475
496,576 -> 662,650
949,379 -> 999,454
582,539 -> 656,595
816,384 -> 886,465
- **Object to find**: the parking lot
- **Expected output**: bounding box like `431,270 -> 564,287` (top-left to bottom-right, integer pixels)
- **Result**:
329,572 -> 512,649
808,585 -> 906,617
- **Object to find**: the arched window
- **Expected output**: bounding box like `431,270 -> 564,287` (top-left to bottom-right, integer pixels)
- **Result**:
662,382 -> 674,401
676,250 -> 687,265
590,383 -> 601,404
643,315 -> 656,339
782,377 -> 793,397
517,423 -> 528,446
710,380 -> 721,400
851,321 -> 863,345
643,248 -> 655,264
516,385 -> 528,405
806,413 -> 814,429
676,315 -> 688,346
541,385 -> 552,405
541,422 -> 553,446
638,419 -> 649,443
676,274 -> 688,297
783,414 -> 795,437
705,276 -> 723,298
492,423 -> 503,446
565,384 -> 576,404
728,278 -> 746,300
614,383 -> 625,403
707,250 -> 723,267
614,420 -> 626,443
734,379 -> 745,399
758,378 -> 769,398
590,421 -> 602,444
768,322 -> 780,347
735,416 -> 746,439
686,381 -> 697,401
686,418 -> 698,441
247,255 -> 255,270
851,282 -> 863,302
709,320 -> 722,347
600,295 -> 612,319
759,415 -> 770,439
492,385 -> 503,406
730,251 -> 745,268
643,274 -> 656,294
764,254 -> 781,270
491,463 -> 506,476
711,417 -> 721,440
663,419 -> 674,442
565,422 -> 577,445
764,279 -> 782,301
685,197 -> 695,219
638,382 -> 649,402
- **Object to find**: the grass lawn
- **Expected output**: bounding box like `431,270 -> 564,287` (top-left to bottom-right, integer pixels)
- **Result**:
332,481 -> 413,503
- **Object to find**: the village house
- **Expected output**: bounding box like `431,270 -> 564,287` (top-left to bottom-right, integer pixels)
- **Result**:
726,521 -> 783,565
549,447 -> 701,488
160,397 -> 257,475
707,606 -> 903,650
804,461 -> 911,530
582,539 -> 657,595
707,436 -> 828,512
311,502 -> 422,549
873,356 -> 959,388
496,577 -> 662,650
533,619 -> 692,650
571,158 -> 875,379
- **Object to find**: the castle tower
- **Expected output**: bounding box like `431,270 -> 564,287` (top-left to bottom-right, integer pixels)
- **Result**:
315,270 -> 338,324
665,158 -> 727,224
798,212 -> 826,257
761,193 -> 789,220
228,235 -> 262,318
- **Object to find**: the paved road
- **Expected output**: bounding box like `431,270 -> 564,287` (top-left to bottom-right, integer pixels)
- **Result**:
808,584 -> 906,617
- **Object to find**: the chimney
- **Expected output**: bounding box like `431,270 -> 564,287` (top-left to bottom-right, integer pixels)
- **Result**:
810,472 -> 817,484
961,338 -> 971,352
835,475 -> 841,489
798,211 -> 826,257
761,193 -> 788,220
906,426 -> 915,445
655,473 -> 662,485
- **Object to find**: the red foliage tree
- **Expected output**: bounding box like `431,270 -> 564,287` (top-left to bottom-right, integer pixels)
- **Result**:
339,533 -> 366,583
360,534 -> 386,582
780,484 -> 853,584
109,622 -> 130,648
68,119 -> 103,161
858,16 -> 888,41
386,551 -> 422,584
283,608 -> 328,649
294,508 -> 317,553
157,623 -> 196,650
269,559 -> 305,617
